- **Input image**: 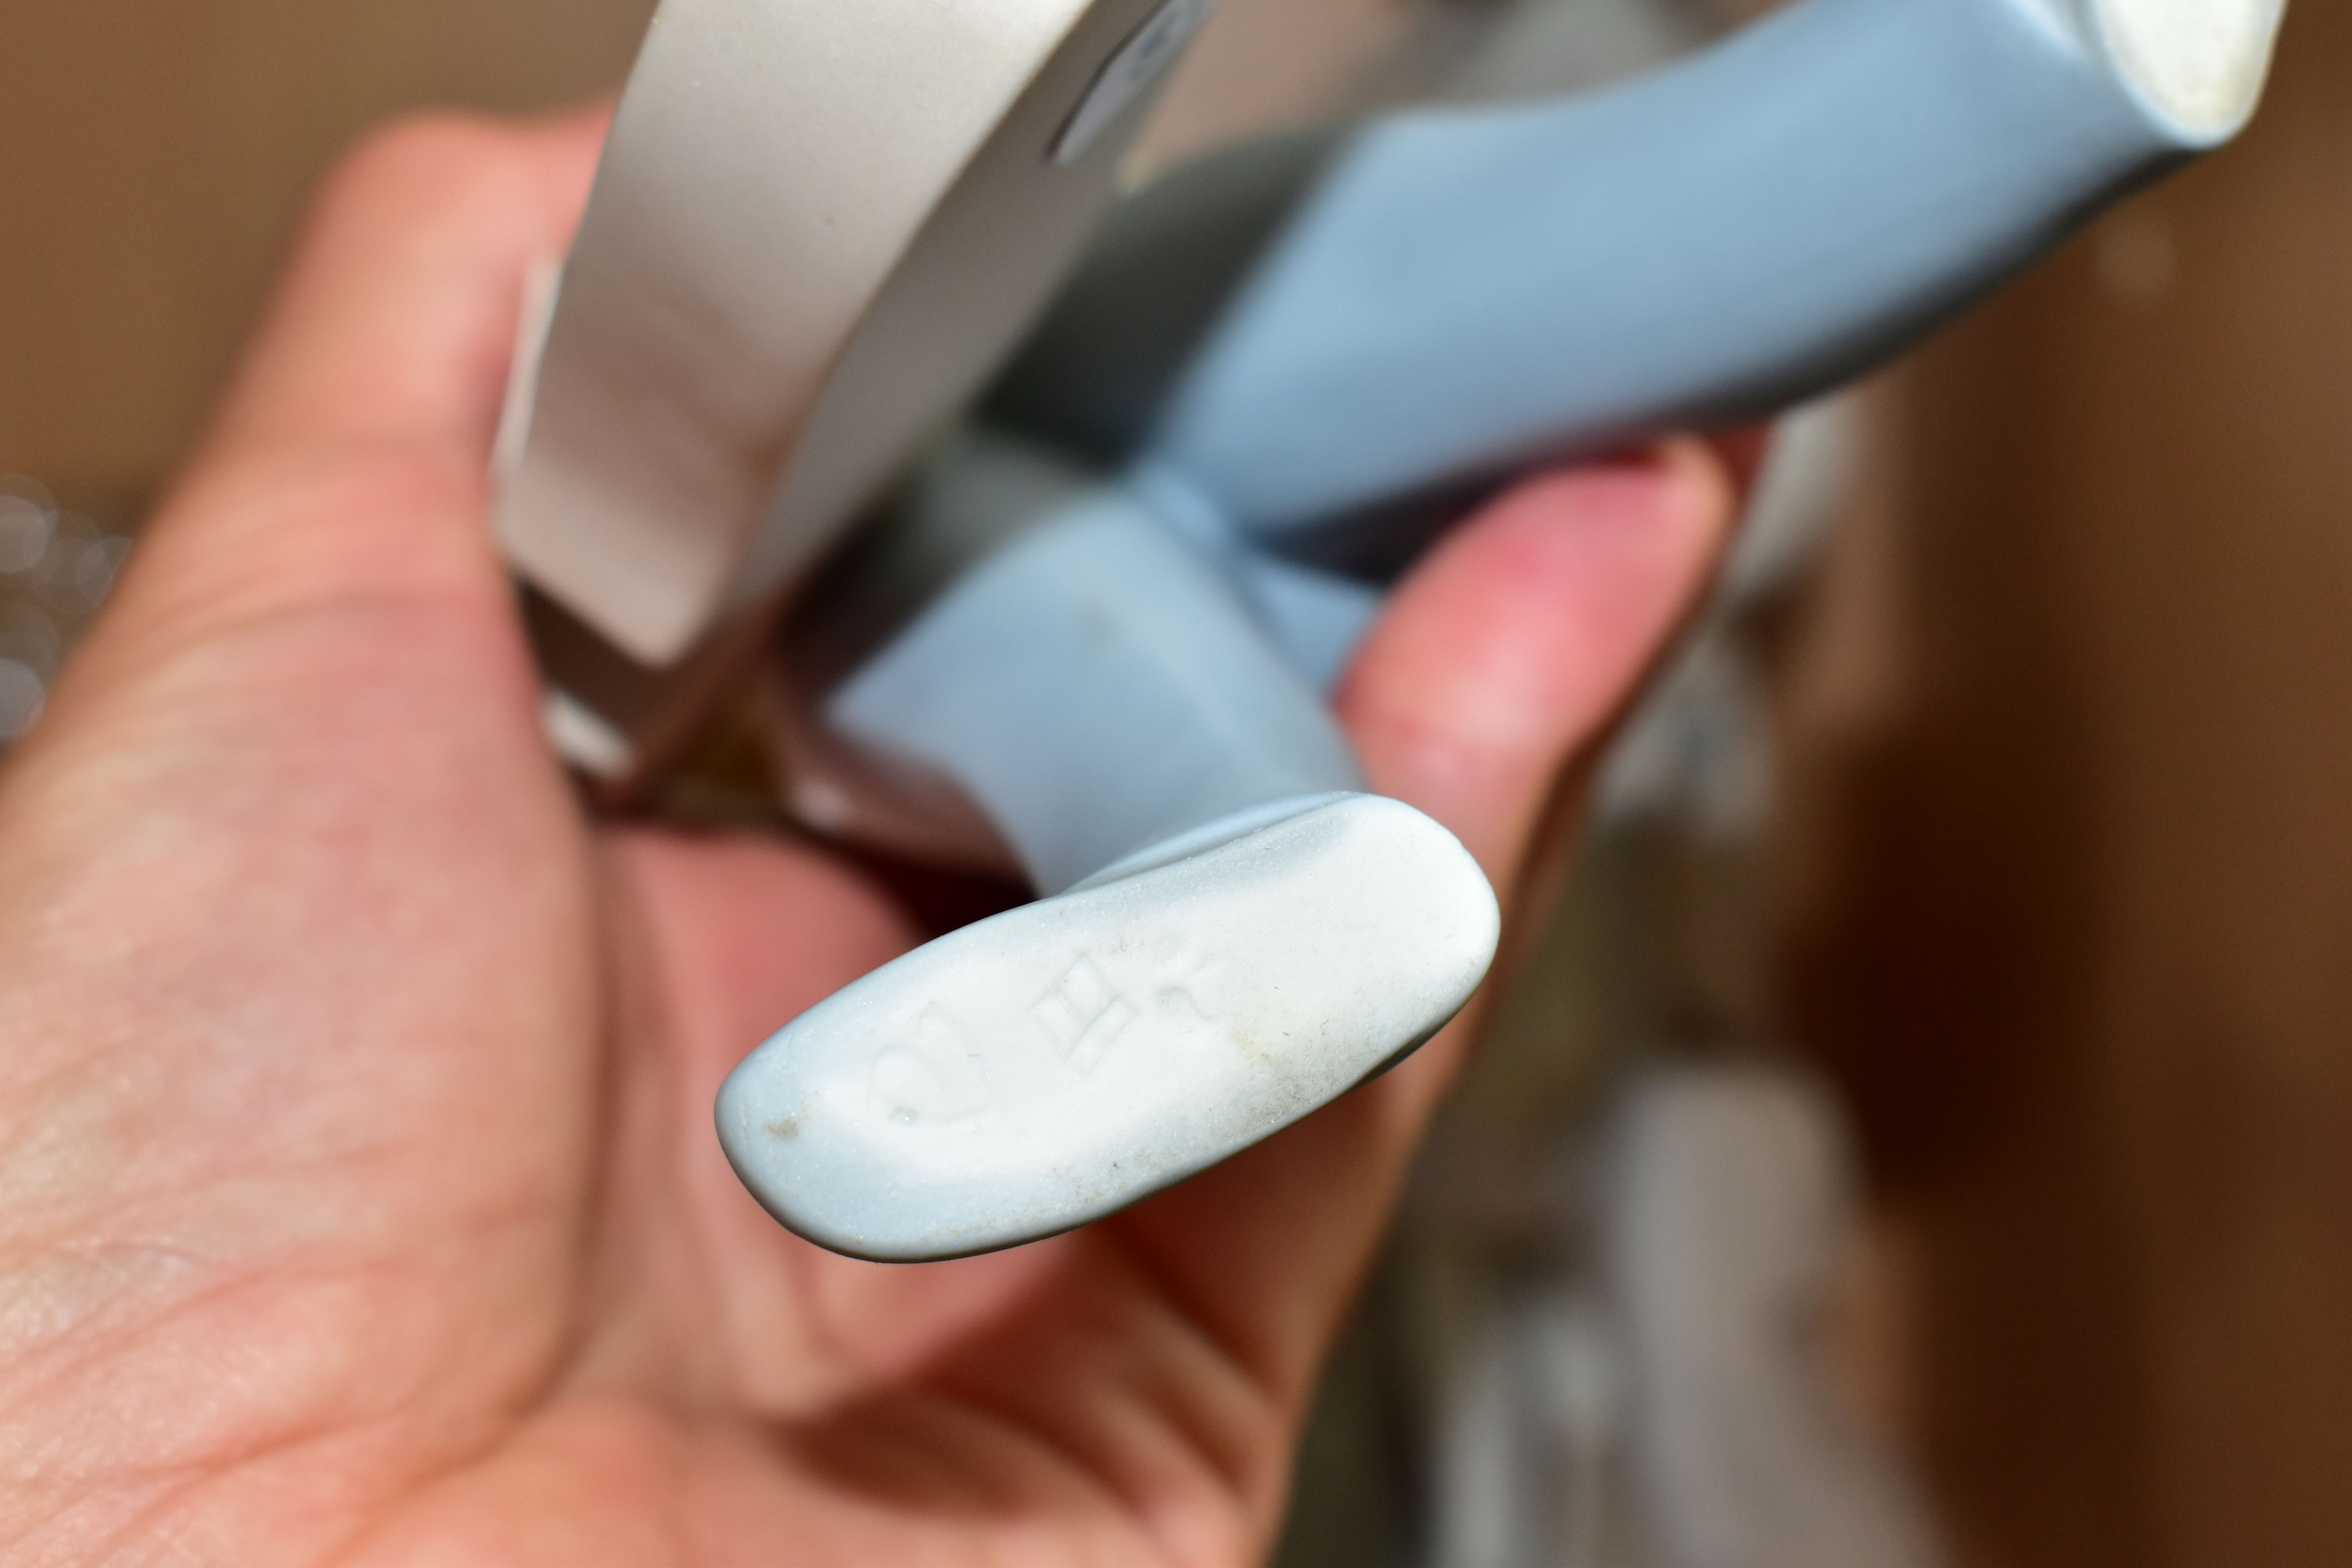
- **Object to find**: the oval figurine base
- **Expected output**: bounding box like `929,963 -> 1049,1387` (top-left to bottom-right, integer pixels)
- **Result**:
717,793 -> 1499,1261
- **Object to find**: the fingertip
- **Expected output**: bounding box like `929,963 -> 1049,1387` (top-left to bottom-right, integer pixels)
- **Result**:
1335,440 -> 1733,875
125,105 -> 612,635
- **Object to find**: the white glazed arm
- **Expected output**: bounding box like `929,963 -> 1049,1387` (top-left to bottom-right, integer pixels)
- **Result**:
1015,0 -> 2281,565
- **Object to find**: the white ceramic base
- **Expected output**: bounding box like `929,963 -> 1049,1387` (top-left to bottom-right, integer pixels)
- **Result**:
717,793 -> 1499,1260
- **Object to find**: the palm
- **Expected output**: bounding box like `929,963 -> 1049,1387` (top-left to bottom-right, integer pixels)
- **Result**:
0,113 -> 1731,1565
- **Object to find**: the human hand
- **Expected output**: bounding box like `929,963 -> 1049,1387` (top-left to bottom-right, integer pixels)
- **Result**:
0,111 -> 1734,1565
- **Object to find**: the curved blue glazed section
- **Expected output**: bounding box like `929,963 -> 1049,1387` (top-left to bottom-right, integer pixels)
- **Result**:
1142,0 -> 2190,550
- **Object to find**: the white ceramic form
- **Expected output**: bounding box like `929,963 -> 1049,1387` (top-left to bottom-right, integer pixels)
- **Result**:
496,0 -> 2284,1259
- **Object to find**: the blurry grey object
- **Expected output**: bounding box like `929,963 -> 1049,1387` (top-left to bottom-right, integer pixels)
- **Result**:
0,475 -> 134,751
1605,1067 -> 1943,1568
0,481 -> 57,577
1430,1282 -> 1652,1568
1410,1065 -> 1939,1568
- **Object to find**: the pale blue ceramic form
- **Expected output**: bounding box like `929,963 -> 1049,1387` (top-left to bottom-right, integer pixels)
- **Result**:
700,0 -> 2284,1256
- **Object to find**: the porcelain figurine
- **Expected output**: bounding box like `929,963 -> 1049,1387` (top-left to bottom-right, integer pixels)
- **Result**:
495,0 -> 2285,1259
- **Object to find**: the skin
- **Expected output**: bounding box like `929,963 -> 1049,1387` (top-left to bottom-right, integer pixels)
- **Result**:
0,109 -> 1735,1566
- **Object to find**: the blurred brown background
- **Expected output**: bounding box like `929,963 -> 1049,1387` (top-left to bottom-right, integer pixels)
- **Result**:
0,0 -> 657,520
5,2 -> 2350,1564
1775,4 -> 2352,1562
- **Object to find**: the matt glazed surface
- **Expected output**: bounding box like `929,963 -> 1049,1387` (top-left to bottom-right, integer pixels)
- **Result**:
719,795 -> 1500,1259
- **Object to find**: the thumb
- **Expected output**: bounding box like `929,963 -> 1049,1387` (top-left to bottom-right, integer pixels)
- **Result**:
73,109 -> 605,680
